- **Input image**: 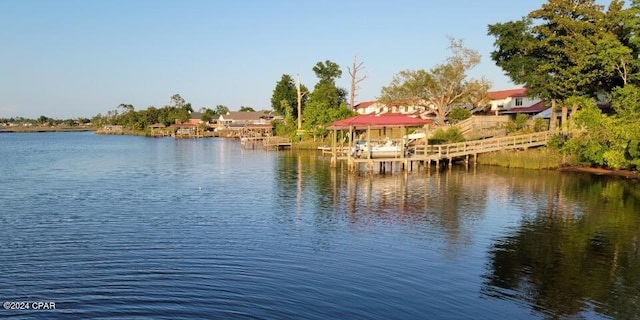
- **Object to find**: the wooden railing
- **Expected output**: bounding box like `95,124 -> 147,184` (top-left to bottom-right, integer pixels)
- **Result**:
413,131 -> 550,159
263,137 -> 292,150
453,115 -> 510,138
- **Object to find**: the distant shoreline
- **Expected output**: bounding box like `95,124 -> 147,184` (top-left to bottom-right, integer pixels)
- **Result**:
2,128 -> 637,180
0,126 -> 94,133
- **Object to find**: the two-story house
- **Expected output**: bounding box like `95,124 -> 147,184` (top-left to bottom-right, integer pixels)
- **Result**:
353,101 -> 428,117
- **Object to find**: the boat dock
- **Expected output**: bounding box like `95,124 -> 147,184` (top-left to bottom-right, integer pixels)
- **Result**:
241,136 -> 292,150
329,131 -> 551,173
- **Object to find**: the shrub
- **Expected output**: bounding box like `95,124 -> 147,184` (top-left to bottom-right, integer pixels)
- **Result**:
428,127 -> 465,144
448,107 -> 472,124
506,113 -> 531,134
533,118 -> 548,132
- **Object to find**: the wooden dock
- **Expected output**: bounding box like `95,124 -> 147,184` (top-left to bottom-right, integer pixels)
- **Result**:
241,136 -> 292,150
330,131 -> 551,173
263,137 -> 292,150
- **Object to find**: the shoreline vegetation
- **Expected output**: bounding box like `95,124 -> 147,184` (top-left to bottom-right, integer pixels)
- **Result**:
0,126 -> 93,133
3,127 -> 638,180
477,148 -> 640,180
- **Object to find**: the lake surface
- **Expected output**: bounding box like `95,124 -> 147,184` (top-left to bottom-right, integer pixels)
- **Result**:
1,132 -> 639,319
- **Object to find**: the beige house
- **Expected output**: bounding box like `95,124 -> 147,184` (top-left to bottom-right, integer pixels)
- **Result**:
216,111 -> 273,130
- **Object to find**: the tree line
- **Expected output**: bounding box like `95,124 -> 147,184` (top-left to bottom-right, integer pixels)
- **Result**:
269,0 -> 640,170
489,0 -> 640,170
0,116 -> 91,127
270,40 -> 490,137
90,94 -> 260,131
270,60 -> 355,138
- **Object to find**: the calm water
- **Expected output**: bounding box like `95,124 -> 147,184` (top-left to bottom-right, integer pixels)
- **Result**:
1,132 -> 639,319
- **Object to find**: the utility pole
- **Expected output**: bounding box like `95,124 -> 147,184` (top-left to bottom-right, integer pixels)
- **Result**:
296,74 -> 304,131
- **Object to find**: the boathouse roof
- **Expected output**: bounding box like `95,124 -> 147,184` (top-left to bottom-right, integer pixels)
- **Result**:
329,114 -> 432,130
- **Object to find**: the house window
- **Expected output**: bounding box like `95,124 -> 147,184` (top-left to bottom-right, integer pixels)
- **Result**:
515,98 -> 523,106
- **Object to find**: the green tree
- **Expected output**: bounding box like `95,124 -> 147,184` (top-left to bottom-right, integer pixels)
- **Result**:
239,106 -> 255,112
488,0 -> 632,130
380,38 -> 490,125
302,60 -> 350,129
271,74 -> 301,116
489,0 -> 640,169
466,80 -> 491,112
505,113 -> 531,134
200,108 -> 216,123
170,93 -> 186,108
37,115 -> 50,125
448,107 -> 472,124
117,103 -> 136,129
273,100 -> 297,136
214,105 -> 229,115
312,60 -> 342,84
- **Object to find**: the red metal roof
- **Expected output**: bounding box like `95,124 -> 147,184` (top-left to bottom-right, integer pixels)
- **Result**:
488,88 -> 527,100
329,114 -> 432,129
500,101 -> 550,114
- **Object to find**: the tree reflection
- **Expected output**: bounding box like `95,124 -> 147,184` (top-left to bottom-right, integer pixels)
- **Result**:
482,174 -> 640,319
276,152 -> 640,318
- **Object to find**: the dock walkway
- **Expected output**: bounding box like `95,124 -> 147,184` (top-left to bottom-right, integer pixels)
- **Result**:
241,136 -> 292,150
332,131 -> 551,173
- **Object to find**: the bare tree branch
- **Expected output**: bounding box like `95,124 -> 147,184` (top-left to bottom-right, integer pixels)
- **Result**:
347,55 -> 369,110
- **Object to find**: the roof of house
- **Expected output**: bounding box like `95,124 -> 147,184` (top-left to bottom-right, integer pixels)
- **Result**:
329,114 -> 433,130
220,111 -> 271,121
500,101 -> 550,114
189,112 -> 202,120
354,101 -> 378,110
488,88 -> 527,100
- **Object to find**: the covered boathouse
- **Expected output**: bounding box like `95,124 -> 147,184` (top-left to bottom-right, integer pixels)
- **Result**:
327,114 -> 433,172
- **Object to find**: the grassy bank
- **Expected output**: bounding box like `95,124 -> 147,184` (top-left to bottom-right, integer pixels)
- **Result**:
477,148 -> 563,169
293,138 -> 327,150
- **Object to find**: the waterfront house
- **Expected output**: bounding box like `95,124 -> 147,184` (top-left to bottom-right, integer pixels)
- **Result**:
188,112 -> 203,126
487,88 -> 543,115
216,111 -> 273,130
354,101 -> 427,116
500,101 -> 551,117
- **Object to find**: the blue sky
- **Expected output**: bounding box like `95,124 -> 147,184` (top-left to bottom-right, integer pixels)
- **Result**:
0,0 -> 603,119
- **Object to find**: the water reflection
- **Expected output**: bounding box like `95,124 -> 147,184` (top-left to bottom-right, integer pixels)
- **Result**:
277,151 -> 640,319
481,172 -> 640,319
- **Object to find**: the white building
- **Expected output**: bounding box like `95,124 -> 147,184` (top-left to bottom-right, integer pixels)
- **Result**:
353,101 -> 428,117
487,88 -> 541,113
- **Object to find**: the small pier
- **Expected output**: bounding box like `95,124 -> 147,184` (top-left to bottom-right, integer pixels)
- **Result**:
263,137 -> 292,150
241,136 -> 292,150
330,131 -> 551,173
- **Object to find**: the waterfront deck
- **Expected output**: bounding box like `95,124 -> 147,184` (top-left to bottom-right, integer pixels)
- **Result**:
263,137 -> 292,150
241,136 -> 292,150
330,131 -> 551,173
